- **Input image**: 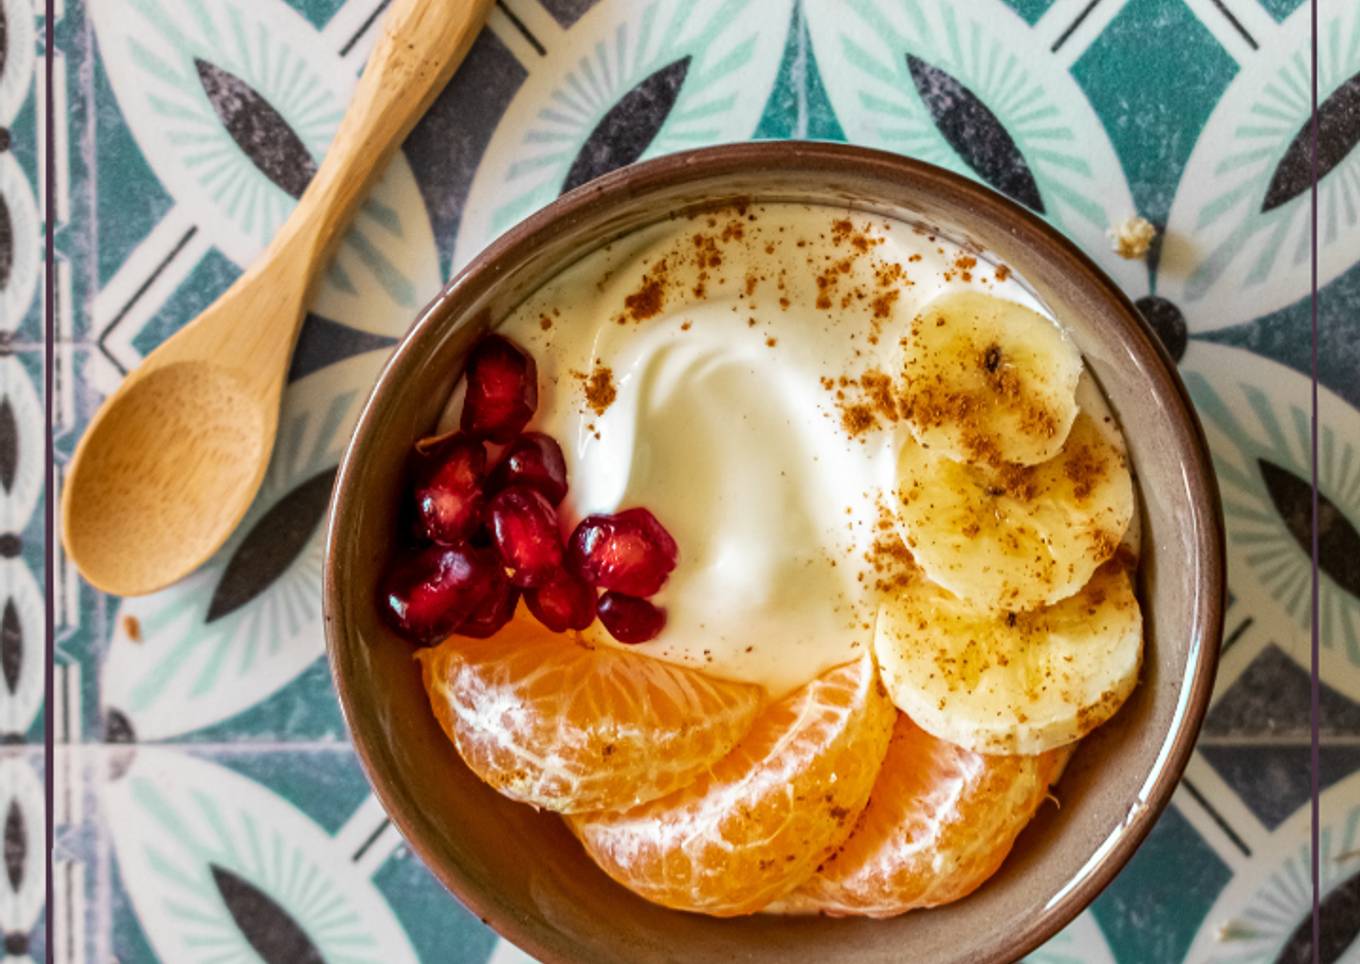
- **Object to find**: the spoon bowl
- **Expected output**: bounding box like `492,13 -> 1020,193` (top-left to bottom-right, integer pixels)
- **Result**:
62,361 -> 269,596
60,238 -> 305,597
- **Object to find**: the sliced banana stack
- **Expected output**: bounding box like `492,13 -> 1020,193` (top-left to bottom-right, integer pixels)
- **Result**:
882,289 -> 1143,754
875,561 -> 1142,755
895,410 -> 1134,615
898,290 -> 1083,467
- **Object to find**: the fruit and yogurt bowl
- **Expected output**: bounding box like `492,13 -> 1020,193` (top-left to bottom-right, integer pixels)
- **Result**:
325,144 -> 1223,963
379,201 -> 1142,916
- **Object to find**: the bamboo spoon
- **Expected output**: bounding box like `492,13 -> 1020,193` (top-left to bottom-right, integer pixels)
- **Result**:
60,0 -> 494,596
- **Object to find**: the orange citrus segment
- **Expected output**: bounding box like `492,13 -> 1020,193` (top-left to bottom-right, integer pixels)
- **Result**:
775,713 -> 1070,917
416,616 -> 764,814
567,654 -> 895,916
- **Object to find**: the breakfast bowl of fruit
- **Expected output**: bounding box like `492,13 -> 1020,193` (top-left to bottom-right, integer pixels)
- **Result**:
323,142 -> 1224,963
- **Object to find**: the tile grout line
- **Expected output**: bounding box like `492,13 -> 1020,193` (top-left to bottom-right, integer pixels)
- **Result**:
44,1 -> 59,961
53,740 -> 366,753
1197,734 -> 1360,747
1308,0 -> 1322,951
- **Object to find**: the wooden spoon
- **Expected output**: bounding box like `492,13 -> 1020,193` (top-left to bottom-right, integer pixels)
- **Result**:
60,0 -> 493,596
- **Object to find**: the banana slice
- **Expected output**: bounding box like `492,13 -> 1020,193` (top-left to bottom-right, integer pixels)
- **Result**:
899,290 -> 1082,466
895,410 -> 1134,613
875,562 -> 1142,755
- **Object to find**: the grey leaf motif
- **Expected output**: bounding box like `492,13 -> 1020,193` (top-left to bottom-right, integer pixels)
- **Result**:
205,468 -> 337,623
0,600 -> 17,695
0,4 -> 7,86
562,56 -> 691,193
1135,296 -> 1187,363
1275,869 -> 1360,964
3,800 -> 21,891
288,313 -> 398,383
1258,459 -> 1360,599
0,193 -> 12,293
105,708 -> 136,744
194,58 -> 317,200
1262,69 -> 1360,212
210,865 -> 324,964
0,399 -> 14,494
907,55 -> 1045,214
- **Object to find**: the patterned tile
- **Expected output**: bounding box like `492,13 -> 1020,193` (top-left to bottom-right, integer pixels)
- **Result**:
1,0 -> 45,754
53,745 -> 490,962
0,749 -> 45,964
1089,804 -> 1235,963
41,0 -> 1360,960
1,0 -> 41,349
0,349 -> 44,745
1071,0 -> 1238,232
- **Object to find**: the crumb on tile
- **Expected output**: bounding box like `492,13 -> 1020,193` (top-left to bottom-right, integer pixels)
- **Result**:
1109,216 -> 1157,260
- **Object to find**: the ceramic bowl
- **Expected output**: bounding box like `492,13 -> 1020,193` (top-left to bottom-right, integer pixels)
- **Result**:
323,142 -> 1224,963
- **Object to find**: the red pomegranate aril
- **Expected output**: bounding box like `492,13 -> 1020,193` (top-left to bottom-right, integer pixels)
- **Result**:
461,335 -> 538,442
380,545 -> 502,645
489,486 -> 563,587
412,432 -> 487,544
488,432 -> 568,505
597,592 -> 666,644
567,508 -> 678,596
456,570 -> 520,639
525,568 -> 597,632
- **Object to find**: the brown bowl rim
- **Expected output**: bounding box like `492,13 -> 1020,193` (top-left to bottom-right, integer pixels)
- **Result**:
323,140 -> 1226,963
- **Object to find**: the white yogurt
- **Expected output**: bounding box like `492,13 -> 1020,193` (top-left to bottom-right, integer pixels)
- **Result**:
493,204 -> 1062,697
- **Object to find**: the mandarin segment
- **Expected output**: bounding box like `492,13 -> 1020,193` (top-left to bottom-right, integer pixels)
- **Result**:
417,616 -> 764,814
775,714 -> 1070,917
567,654 -> 895,916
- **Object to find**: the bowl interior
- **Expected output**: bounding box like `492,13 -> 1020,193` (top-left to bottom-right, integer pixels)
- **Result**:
325,144 -> 1223,964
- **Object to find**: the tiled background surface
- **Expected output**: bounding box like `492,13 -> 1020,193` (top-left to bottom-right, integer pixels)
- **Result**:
2,0 -> 1356,960
3,0 -> 48,961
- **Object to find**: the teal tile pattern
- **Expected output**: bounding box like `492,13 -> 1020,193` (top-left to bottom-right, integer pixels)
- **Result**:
1260,0 -> 1307,21
1004,0 -> 1059,25
36,0 -> 1360,961
92,54 -> 176,291
1072,0 -> 1238,234
1088,806 -> 1234,964
2,11 -> 49,964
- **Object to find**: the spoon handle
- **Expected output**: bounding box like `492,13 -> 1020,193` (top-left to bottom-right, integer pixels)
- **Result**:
278,0 -> 494,263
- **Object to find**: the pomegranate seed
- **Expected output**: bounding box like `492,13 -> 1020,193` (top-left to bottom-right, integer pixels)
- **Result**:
489,486 -> 563,587
597,592 -> 666,644
380,545 -> 501,644
456,569 -> 520,639
525,568 -> 597,632
489,432 -> 568,505
461,335 -> 538,442
412,432 -> 487,544
567,508 -> 678,596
